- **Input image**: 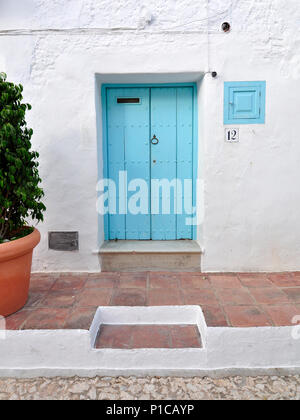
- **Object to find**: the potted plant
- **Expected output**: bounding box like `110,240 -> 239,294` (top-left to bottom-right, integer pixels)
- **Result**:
0,73 -> 45,316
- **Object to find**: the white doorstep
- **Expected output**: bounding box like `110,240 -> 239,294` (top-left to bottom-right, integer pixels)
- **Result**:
99,240 -> 202,271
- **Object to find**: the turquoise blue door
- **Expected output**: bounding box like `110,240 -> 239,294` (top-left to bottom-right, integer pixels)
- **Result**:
104,86 -> 195,240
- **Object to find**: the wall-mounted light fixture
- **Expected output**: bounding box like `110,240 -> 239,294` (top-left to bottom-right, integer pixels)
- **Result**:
222,22 -> 231,32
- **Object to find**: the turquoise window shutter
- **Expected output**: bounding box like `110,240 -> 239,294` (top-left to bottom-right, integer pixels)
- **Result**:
224,81 -> 266,124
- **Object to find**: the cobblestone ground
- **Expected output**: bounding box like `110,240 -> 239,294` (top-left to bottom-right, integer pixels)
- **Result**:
0,376 -> 299,400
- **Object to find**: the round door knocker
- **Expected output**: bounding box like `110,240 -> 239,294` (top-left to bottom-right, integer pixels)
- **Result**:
151,135 -> 159,145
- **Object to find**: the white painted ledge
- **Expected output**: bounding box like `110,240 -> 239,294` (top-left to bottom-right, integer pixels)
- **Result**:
0,306 -> 300,378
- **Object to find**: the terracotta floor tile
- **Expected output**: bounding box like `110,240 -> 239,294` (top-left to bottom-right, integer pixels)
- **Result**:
30,273 -> 55,279
131,325 -> 171,348
95,325 -> 133,349
110,326 -> 134,348
182,288 -> 218,306
149,272 -> 177,279
268,273 -> 300,288
51,276 -> 87,292
95,326 -> 114,348
24,292 -> 46,308
216,288 -> 254,306
111,289 -> 146,306
201,306 -> 229,327
180,275 -> 211,289
29,276 -> 57,293
262,304 -> 300,326
5,309 -> 33,330
119,273 -> 147,289
58,273 -> 88,277
288,276 -> 300,287
149,275 -> 179,289
170,325 -> 202,348
147,288 -> 183,306
95,324 -> 202,349
249,287 -> 290,305
238,273 -> 268,279
64,307 -> 98,329
76,288 -> 113,307
88,272 -> 120,280
281,288 -> 300,303
224,305 -> 273,327
40,290 -> 77,308
120,272 -> 148,280
22,308 -> 70,329
13,272 -> 300,331
238,275 -> 273,288
85,278 -> 117,289
209,275 -> 242,289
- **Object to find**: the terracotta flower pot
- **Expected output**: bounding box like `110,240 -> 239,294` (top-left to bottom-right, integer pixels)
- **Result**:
0,228 -> 40,317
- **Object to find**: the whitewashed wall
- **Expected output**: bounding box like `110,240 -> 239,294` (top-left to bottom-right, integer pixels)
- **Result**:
1,0 -> 300,272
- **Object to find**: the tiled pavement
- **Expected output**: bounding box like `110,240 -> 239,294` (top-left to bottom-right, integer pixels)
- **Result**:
4,272 -> 300,331
95,325 -> 202,349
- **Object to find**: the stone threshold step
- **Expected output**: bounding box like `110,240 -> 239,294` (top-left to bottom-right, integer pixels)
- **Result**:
99,240 -> 202,254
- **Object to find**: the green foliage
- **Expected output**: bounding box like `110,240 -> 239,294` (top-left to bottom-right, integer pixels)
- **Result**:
0,73 -> 45,240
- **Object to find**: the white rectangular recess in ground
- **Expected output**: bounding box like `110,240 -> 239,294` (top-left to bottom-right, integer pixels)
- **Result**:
90,306 -> 207,347
89,306 -> 207,371
0,306 -> 300,378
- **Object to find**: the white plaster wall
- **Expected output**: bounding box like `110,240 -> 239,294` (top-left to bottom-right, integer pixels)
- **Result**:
1,0 -> 300,272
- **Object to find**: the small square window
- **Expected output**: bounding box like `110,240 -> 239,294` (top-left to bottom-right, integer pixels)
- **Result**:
224,81 -> 266,124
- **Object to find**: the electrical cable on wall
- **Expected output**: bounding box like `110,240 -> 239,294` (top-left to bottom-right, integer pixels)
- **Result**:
0,7 -> 231,36
206,0 -> 211,74
205,0 -> 233,78
158,8 -> 230,31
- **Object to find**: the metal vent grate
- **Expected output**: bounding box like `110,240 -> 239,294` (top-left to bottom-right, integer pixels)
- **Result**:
48,232 -> 79,251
